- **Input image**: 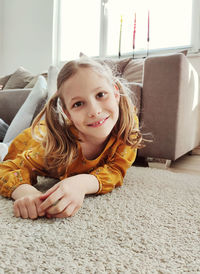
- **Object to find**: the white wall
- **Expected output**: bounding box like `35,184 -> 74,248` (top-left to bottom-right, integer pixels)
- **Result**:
0,0 -> 3,66
0,0 -> 54,75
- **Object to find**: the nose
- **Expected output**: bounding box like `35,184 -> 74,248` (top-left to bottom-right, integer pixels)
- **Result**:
87,101 -> 102,118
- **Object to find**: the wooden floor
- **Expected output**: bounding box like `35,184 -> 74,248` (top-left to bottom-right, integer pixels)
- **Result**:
168,154 -> 200,176
135,154 -> 200,176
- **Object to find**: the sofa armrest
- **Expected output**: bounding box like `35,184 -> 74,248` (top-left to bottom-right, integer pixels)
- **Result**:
0,89 -> 31,125
139,53 -> 200,160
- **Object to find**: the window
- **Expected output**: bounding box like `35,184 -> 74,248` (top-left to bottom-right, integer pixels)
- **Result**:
56,0 -> 198,63
107,0 -> 192,56
58,0 -> 100,61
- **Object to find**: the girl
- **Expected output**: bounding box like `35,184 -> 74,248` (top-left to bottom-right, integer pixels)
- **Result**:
0,57 -> 143,219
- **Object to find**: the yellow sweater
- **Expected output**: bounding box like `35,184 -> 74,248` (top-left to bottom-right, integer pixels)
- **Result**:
0,121 -> 138,198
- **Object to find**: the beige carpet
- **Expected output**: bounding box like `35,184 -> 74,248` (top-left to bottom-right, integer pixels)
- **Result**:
0,166 -> 200,273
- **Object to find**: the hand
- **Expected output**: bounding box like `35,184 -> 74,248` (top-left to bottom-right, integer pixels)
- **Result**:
38,176 -> 87,218
13,192 -> 45,219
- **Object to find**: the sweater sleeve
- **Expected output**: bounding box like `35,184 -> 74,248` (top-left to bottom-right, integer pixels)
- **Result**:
0,144 -> 48,198
90,143 -> 137,194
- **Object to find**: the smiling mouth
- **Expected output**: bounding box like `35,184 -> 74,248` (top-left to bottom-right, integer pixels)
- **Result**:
88,117 -> 109,127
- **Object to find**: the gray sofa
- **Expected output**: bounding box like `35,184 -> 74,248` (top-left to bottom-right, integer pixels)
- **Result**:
0,53 -> 200,167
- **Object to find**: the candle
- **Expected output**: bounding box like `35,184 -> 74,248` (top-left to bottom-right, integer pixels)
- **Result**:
133,12 -> 136,58
147,10 -> 150,56
147,10 -> 150,42
118,16 -> 123,58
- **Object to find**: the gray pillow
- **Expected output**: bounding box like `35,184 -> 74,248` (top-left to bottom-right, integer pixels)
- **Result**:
0,74 -> 12,89
4,67 -> 34,89
3,76 -> 47,143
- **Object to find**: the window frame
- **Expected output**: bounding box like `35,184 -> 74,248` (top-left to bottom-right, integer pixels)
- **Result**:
53,0 -> 200,66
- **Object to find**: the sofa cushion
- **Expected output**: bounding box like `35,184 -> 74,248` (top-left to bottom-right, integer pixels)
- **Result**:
0,89 -> 31,125
123,59 -> 144,84
3,76 -> 47,143
0,74 -> 12,89
3,67 -> 34,89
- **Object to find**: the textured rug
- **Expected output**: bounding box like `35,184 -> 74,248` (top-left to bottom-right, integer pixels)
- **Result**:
0,166 -> 200,273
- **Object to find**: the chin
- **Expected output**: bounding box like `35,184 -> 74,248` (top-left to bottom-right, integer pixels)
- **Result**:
93,128 -> 113,139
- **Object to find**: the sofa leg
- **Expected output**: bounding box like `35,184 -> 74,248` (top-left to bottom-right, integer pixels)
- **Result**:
147,157 -> 172,169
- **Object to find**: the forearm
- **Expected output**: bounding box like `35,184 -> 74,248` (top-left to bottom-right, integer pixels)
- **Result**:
11,184 -> 42,200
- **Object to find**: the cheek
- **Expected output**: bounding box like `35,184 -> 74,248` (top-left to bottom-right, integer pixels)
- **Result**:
115,105 -> 120,120
112,98 -> 120,112
114,100 -> 120,120
69,113 -> 83,127
107,99 -> 119,120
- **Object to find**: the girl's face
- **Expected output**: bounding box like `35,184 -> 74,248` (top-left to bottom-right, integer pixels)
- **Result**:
61,68 -> 120,143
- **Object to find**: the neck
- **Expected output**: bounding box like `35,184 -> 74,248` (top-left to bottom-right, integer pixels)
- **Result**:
79,132 -> 109,147
79,134 -> 110,160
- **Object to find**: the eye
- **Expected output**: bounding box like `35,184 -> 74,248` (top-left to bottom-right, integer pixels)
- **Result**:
96,92 -> 106,99
72,101 -> 83,108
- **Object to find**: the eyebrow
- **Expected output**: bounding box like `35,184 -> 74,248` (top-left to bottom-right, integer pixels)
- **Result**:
70,96 -> 82,103
70,87 -> 102,102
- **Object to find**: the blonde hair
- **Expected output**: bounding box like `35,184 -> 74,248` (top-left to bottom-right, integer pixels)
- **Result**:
32,57 -> 143,172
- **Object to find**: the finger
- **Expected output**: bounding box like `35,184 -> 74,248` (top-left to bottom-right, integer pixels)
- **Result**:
39,191 -> 62,212
13,203 -> 20,218
71,206 -> 79,217
53,203 -> 77,218
27,202 -> 38,220
46,213 -> 53,219
35,198 -> 45,217
46,198 -> 71,215
40,183 -> 59,200
65,203 -> 76,217
67,203 -> 79,217
19,205 -> 29,219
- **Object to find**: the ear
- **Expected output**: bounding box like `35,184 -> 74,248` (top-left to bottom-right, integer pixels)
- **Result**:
114,84 -> 120,103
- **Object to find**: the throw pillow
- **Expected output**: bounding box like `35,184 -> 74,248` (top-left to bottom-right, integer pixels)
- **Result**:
122,59 -> 144,84
79,52 -> 132,77
47,65 -> 59,99
24,76 -> 39,88
0,74 -> 12,89
4,67 -> 34,89
0,118 -> 9,141
25,72 -> 48,89
30,96 -> 47,125
3,76 -> 47,143
0,143 -> 9,162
